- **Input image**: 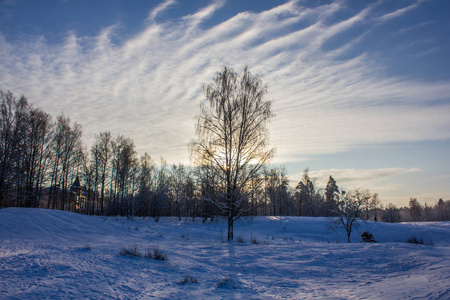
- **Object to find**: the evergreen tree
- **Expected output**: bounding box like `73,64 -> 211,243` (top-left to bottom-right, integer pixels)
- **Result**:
325,175 -> 339,216
409,198 -> 422,221
295,169 -> 316,216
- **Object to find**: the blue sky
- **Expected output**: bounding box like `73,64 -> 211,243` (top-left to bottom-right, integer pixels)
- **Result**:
1,0 -> 449,206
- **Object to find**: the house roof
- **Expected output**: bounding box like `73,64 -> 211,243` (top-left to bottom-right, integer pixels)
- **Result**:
71,177 -> 82,189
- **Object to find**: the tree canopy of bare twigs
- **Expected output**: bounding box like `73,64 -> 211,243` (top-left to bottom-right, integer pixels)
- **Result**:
191,66 -> 274,241
329,188 -> 372,243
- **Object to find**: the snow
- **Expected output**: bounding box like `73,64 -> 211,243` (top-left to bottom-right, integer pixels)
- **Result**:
1,208 -> 449,299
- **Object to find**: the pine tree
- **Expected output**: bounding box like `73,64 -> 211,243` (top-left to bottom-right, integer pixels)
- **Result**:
325,175 -> 339,216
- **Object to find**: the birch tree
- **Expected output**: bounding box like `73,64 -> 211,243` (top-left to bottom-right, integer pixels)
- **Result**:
191,67 -> 274,241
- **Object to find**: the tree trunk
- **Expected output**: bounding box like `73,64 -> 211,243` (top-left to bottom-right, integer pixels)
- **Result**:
228,216 -> 234,241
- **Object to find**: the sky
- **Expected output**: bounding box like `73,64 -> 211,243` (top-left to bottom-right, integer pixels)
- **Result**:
1,0 -> 449,206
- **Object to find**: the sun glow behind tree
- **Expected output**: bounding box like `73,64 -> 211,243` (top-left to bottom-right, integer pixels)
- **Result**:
191,66 -> 274,241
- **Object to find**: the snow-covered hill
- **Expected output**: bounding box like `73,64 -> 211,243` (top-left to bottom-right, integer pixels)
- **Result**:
1,208 -> 449,299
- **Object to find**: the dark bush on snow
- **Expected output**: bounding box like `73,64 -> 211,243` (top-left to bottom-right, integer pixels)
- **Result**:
236,236 -> 245,243
406,236 -> 433,245
360,231 -> 376,243
152,247 -> 168,261
120,244 -> 141,257
216,276 -> 238,289
407,237 -> 424,244
177,274 -> 199,285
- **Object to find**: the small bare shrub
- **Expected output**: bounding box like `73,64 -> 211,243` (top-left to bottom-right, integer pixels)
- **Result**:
120,244 -> 141,257
144,247 -> 153,259
407,237 -> 424,244
236,236 -> 245,243
251,238 -> 269,245
152,247 -> 168,261
216,276 -> 238,289
406,237 -> 432,245
143,246 -> 167,261
177,274 -> 199,285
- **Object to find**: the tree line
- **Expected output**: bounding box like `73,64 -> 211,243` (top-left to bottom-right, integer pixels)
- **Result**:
1,68 -> 449,233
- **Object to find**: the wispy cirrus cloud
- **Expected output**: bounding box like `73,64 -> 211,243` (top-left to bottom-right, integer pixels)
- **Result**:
0,0 -> 448,167
377,0 -> 422,21
146,0 -> 178,22
306,168 -> 420,186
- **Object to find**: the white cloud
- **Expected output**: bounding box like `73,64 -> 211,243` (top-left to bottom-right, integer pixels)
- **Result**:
378,0 -> 422,21
0,0 -> 449,167
305,168 -> 420,186
413,192 -> 450,206
146,0 -> 178,22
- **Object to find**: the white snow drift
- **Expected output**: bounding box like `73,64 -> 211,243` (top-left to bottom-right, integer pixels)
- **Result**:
1,208 -> 449,299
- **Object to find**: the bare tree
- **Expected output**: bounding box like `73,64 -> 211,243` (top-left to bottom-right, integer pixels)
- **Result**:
195,163 -> 220,223
136,152 -> 155,217
10,95 -> 31,207
48,115 -> 65,209
90,138 -> 102,213
108,135 -> 138,216
382,203 -> 401,223
96,132 -> 112,214
0,91 -> 26,207
183,174 -> 197,221
114,136 -> 138,217
329,188 -> 371,243
264,167 -> 289,216
191,66 -> 274,241
370,193 -> 381,221
55,115 -> 83,211
0,91 -> 53,208
81,150 -> 94,214
249,173 -> 264,216
126,160 -> 140,219
46,115 -> 83,211
152,158 -> 169,222
170,163 -> 187,221
89,132 -> 113,214
28,108 -> 53,207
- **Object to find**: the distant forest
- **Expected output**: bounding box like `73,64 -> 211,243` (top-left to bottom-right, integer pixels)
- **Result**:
1,89 -> 449,222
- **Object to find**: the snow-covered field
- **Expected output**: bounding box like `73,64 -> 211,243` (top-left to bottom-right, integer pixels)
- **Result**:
1,208 -> 449,299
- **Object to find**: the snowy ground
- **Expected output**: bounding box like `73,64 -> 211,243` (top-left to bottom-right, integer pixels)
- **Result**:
1,208 -> 449,299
